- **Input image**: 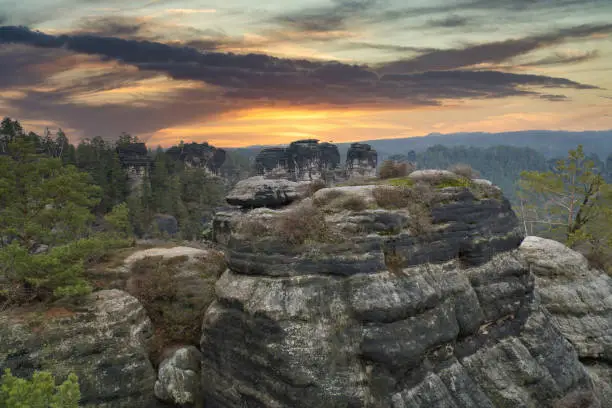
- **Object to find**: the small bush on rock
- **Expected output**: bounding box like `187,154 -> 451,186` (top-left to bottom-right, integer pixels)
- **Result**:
0,235 -> 131,306
307,179 -> 327,196
379,160 -> 414,179
0,369 -> 81,408
448,163 -> 480,179
274,204 -> 333,245
373,184 -> 433,234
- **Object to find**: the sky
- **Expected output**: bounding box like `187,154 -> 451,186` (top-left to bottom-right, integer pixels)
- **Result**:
0,0 -> 611,147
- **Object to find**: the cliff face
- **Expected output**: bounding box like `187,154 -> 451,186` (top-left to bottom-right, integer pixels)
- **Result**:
520,237 -> 612,404
0,290 -> 162,408
255,140 -> 378,182
255,139 -> 341,181
203,180 -> 599,407
166,142 -> 226,174
347,142 -> 378,179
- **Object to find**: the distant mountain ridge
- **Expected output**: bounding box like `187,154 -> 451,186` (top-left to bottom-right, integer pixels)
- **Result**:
227,130 -> 612,161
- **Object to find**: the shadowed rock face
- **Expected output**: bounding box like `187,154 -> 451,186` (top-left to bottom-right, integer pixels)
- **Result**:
0,290 -> 162,408
117,143 -> 152,191
347,142 -> 377,178
204,184 -> 600,407
255,139 -> 341,181
166,142 -> 226,174
520,236 -> 612,405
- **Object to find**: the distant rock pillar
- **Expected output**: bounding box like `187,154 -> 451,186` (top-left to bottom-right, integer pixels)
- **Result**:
346,142 -> 377,178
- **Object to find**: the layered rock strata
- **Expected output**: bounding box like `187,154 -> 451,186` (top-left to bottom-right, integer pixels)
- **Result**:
203,182 -> 600,407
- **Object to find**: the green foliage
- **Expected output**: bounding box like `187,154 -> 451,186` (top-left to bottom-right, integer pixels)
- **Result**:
386,177 -> 415,187
517,145 -> 611,243
0,368 -> 80,408
104,203 -> 132,237
0,138 -> 100,248
0,236 -> 131,303
75,137 -> 129,214
434,177 -> 472,189
393,144 -> 548,201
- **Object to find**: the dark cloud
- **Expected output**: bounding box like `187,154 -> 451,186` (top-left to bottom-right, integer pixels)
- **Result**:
378,24 -> 612,73
270,0 -> 380,33
336,41 -> 436,53
425,15 -> 471,28
519,51 -> 599,67
0,26 -> 601,137
0,26 -> 598,104
77,16 -> 147,37
378,0 -> 610,21
539,94 -> 569,102
0,15 -> 6,25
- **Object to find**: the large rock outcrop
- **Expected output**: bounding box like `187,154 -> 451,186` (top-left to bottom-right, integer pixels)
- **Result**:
346,142 -> 378,179
116,142 -> 151,192
203,181 -> 600,407
225,176 -> 311,208
166,142 -> 226,175
0,290 -> 161,408
255,139 -> 341,181
520,236 -> 612,404
155,346 -> 202,407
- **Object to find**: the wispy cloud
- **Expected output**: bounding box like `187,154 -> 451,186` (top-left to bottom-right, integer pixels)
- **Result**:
0,26 -> 598,109
425,14 -> 471,28
164,8 -> 217,14
378,24 -> 612,73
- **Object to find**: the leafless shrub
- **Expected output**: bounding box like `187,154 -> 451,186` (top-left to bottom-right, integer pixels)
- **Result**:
307,179 -> 327,196
127,255 -> 207,365
373,186 -> 411,209
235,217 -> 271,236
373,184 -> 434,234
313,189 -> 344,207
379,160 -> 415,179
274,203 -> 333,246
448,163 -> 480,179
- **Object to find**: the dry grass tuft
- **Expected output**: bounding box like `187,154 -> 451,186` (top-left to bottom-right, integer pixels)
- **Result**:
373,184 -> 434,235
448,163 -> 480,179
127,254 -> 216,365
274,203 -> 334,246
379,160 -> 415,179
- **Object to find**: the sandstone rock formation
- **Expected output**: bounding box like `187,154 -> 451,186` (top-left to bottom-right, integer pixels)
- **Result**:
0,290 -> 160,408
155,346 -> 202,407
116,142 -> 151,191
409,169 -> 460,183
166,142 -> 226,175
255,139 -> 341,181
346,142 -> 378,179
203,181 -> 600,407
225,176 -> 311,208
520,236 -> 612,405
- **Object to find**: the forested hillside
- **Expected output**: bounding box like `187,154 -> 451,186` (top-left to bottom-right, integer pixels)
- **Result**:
0,117 -> 251,241
386,145 -> 550,200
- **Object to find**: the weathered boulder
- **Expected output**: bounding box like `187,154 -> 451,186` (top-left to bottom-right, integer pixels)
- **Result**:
408,169 -> 460,183
520,236 -> 612,406
472,178 -> 495,187
225,176 -> 310,208
155,346 -> 202,407
346,142 -> 377,179
0,290 -> 160,408
203,184 -> 599,407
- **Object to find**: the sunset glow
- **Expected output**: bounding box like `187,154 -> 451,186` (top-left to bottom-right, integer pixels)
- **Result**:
0,0 -> 611,147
